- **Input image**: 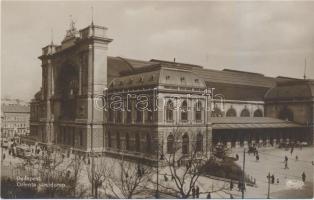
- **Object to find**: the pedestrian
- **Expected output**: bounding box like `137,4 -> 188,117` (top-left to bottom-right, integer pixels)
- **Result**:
235,154 -> 239,160
206,192 -> 211,199
196,185 -> 200,198
2,153 -> 5,160
192,186 -> 196,198
290,147 -> 294,155
254,178 -> 256,185
277,178 -> 279,184
284,156 -> 288,163
230,180 -> 234,190
302,172 -> 306,182
284,161 -> 288,169
256,155 -> 259,161
312,161 -> 314,166
271,175 -> 275,184
295,155 -> 298,161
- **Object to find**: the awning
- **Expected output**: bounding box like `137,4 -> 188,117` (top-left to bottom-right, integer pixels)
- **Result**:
211,117 -> 304,130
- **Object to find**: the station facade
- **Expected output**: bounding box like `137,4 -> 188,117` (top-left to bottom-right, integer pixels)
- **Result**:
29,23 -> 314,161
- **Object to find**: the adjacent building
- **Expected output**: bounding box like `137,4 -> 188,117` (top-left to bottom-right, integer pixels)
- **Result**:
1,100 -> 30,138
29,23 -> 313,162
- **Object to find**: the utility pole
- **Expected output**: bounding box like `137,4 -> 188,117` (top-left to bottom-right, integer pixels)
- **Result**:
156,136 -> 159,199
242,148 -> 246,199
267,172 -> 270,199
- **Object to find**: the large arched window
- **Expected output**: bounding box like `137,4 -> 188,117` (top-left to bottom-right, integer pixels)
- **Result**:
180,100 -> 188,121
226,108 -> 237,117
166,100 -> 174,121
195,133 -> 203,152
182,133 -> 189,154
279,107 -> 294,121
167,134 -> 174,154
116,132 -> 121,149
240,109 -> 250,117
211,107 -> 223,117
125,133 -> 130,150
135,133 -> 140,152
195,101 -> 202,121
253,109 -> 263,117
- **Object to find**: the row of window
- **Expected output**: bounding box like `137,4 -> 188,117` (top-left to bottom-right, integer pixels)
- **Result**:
167,133 -> 203,154
107,132 -> 152,153
107,132 -> 204,155
211,107 -> 263,117
2,123 -> 29,128
2,116 -> 29,121
166,100 -> 203,122
58,127 -> 84,147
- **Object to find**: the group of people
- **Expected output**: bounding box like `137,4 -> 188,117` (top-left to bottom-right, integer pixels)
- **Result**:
267,174 -> 279,184
191,185 -> 200,198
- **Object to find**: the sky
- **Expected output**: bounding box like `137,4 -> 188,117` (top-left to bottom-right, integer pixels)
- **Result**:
1,1 -> 314,101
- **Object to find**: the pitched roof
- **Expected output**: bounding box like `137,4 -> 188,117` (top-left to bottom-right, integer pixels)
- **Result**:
265,79 -> 314,100
211,117 -> 303,129
192,68 -> 277,88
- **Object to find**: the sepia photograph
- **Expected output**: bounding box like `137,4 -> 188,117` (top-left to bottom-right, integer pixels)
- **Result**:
1,1 -> 314,199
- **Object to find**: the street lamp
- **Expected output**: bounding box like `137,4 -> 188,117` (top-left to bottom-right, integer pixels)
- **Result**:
156,138 -> 164,199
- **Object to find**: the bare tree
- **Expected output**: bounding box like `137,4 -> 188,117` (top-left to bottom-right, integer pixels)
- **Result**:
106,155 -> 153,199
36,149 -> 69,198
155,128 -> 210,198
85,156 -> 110,198
67,154 -> 83,197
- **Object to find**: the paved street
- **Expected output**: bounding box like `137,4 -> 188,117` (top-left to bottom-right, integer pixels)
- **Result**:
234,146 -> 314,198
1,145 -> 313,198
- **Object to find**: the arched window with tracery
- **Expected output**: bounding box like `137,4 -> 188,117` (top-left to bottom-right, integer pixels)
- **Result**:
180,100 -> 188,121
182,133 -> 189,154
195,101 -> 202,121
195,133 -> 203,152
167,134 -> 174,154
253,109 -> 263,117
166,100 -> 174,121
226,108 -> 237,117
240,109 -> 250,117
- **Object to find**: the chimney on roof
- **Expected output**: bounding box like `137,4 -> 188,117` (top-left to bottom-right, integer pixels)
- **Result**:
174,58 -> 176,63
